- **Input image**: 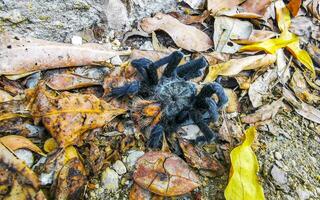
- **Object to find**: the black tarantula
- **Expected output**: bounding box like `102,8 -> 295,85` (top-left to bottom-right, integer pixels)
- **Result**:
109,51 -> 228,148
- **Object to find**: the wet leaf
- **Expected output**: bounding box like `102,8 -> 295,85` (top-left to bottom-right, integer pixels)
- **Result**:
133,151 -> 200,196
207,0 -> 245,15
29,83 -> 126,147
224,127 -> 265,200
0,143 -> 40,190
0,135 -> 45,156
46,73 -> 101,91
287,0 -> 302,16
140,13 -> 213,52
241,0 -> 272,15
0,33 -> 130,75
204,54 -> 276,82
214,16 -> 253,53
241,98 -> 284,124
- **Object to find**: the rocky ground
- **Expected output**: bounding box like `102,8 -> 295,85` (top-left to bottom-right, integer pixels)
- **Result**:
1,0 -> 319,200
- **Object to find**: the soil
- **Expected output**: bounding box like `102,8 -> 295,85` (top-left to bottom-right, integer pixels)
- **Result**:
1,0 -> 319,200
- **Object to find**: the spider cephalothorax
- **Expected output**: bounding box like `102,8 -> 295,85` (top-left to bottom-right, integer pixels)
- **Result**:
109,51 -> 228,148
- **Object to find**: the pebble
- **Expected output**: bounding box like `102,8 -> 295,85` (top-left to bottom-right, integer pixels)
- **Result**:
179,124 -> 201,140
104,0 -> 129,30
101,168 -> 119,191
40,171 -> 55,185
111,56 -> 122,65
296,186 -> 311,200
275,152 -> 282,160
14,149 -> 34,167
71,35 -> 83,45
124,150 -> 145,170
112,160 -> 127,175
139,41 -> 153,51
271,165 -> 288,185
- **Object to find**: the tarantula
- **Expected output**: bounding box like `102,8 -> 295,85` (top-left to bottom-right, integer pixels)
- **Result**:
109,51 -> 228,148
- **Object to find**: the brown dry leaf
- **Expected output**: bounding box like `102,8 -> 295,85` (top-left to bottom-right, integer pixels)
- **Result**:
140,13 -> 213,52
207,0 -> 245,15
217,7 -> 263,18
307,44 -> 320,67
168,10 -> 211,25
218,118 -> 243,143
202,51 -> 230,65
183,0 -> 206,9
204,54 -> 276,82
283,88 -> 320,124
307,0 -> 320,20
28,83 -> 126,148
0,89 -> 13,103
225,88 -> 238,113
214,16 -> 253,53
289,69 -> 320,104
46,73 -> 101,91
241,0 -> 272,15
287,0 -> 302,16
0,143 -> 40,190
234,30 -> 277,45
130,50 -> 169,62
0,135 -> 45,156
241,98 -> 284,124
0,33 -> 130,75
55,158 -> 87,200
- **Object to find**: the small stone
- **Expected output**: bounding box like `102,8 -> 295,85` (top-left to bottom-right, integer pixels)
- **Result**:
112,160 -> 127,175
104,0 -> 129,30
179,125 -> 201,140
111,56 -> 122,65
40,171 -> 55,185
275,152 -> 282,160
271,165 -> 288,185
101,168 -> 119,191
139,41 -> 153,51
296,186 -> 311,200
71,36 -> 83,45
124,150 -> 145,170
14,149 -> 34,167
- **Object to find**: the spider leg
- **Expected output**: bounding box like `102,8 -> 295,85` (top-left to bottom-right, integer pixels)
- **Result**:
108,81 -> 140,98
131,58 -> 152,83
205,97 -> 219,122
190,110 -> 218,144
162,51 -> 184,77
148,125 -> 164,149
177,57 -> 208,80
195,82 -> 228,110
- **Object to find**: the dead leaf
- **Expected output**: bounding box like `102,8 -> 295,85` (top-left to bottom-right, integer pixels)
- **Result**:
241,0 -> 272,15
130,50 -> 169,62
0,33 -> 130,75
204,54 -> 276,82
46,73 -> 101,91
28,83 -> 126,147
287,0 -> 302,16
183,0 -> 206,9
248,69 -> 278,108
283,88 -> 320,124
218,118 -> 243,143
168,10 -> 210,25
217,7 -> 263,18
307,0 -> 320,20
44,138 -> 58,153
0,143 -> 40,190
276,49 -> 290,84
307,44 -> 320,67
241,98 -> 284,123
0,135 -> 45,156
225,88 -> 238,113
234,30 -> 277,44
0,89 -> 13,103
214,16 -> 253,53
140,13 -> 213,52
207,0 -> 245,15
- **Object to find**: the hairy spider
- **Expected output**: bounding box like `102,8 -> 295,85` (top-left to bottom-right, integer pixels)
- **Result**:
109,51 -> 228,148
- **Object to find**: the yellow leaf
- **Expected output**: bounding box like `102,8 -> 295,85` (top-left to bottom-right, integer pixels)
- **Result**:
0,135 -> 46,156
224,127 -> 265,200
44,138 -> 58,153
275,0 -> 291,32
64,146 -> 80,164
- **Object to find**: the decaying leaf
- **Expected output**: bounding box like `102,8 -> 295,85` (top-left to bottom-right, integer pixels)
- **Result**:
207,0 -> 245,15
0,143 -> 40,190
28,83 -> 126,147
129,184 -> 152,200
224,127 -> 265,200
248,69 -> 278,108
0,135 -> 45,156
178,138 -> 224,177
0,33 -> 130,75
283,88 -> 320,124
307,0 -> 320,20
204,54 -> 276,82
287,0 -> 302,16
241,0 -> 272,15
276,49 -> 290,84
133,151 -> 200,196
241,98 -> 284,124
46,73 -> 101,91
140,13 -> 213,52
289,69 -> 320,104
214,16 -> 253,53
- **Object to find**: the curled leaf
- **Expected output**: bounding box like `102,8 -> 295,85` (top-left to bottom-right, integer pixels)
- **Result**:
224,127 -> 265,200
0,135 -> 45,156
207,0 -> 245,15
287,0 -> 302,17
204,54 -> 276,82
140,13 -> 213,52
241,0 -> 272,15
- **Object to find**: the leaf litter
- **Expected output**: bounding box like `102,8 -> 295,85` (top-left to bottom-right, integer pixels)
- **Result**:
0,0 -> 319,199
